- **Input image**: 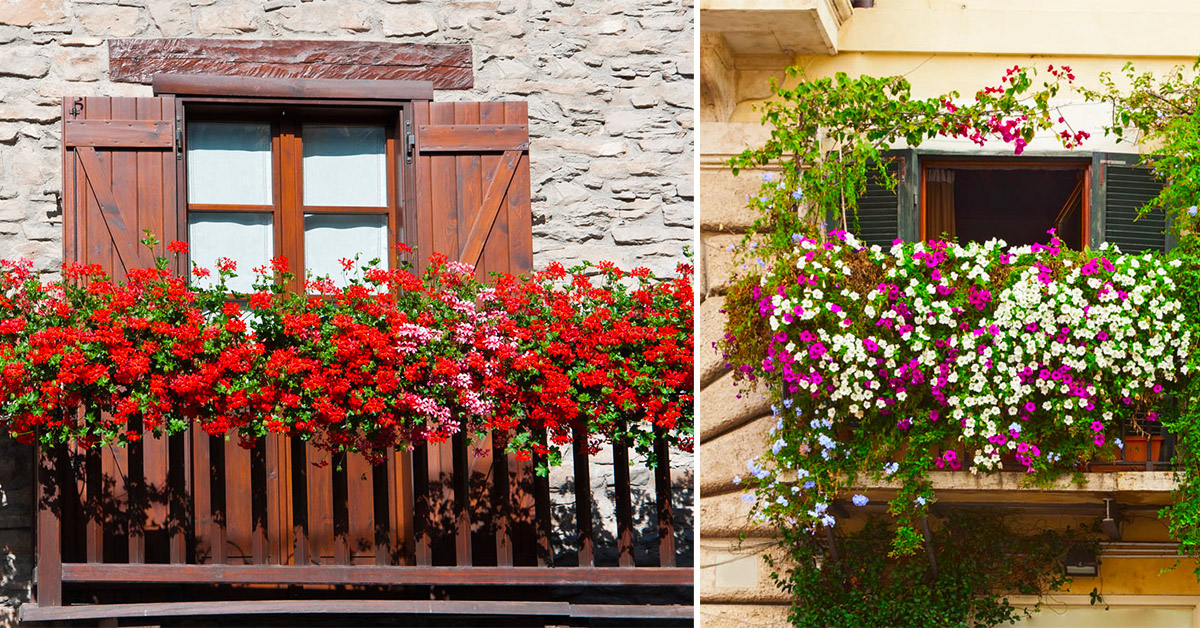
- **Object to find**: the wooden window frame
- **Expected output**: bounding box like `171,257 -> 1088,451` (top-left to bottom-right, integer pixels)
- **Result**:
174,98 -> 420,293
917,155 -> 1093,248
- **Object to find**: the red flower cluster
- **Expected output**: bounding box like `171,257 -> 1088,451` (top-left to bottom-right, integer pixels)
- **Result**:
0,239 -> 693,468
487,259 -> 695,464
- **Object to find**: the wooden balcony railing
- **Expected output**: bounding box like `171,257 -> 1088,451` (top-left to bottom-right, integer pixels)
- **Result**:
26,422 -> 692,622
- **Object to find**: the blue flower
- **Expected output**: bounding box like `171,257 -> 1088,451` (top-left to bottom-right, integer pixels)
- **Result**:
747,458 -> 770,480
821,514 -> 836,527
733,476 -> 742,485
915,496 -> 927,506
882,462 -> 899,476
1189,206 -> 1198,216
762,172 -> 774,183
792,190 -> 803,201
851,494 -> 869,507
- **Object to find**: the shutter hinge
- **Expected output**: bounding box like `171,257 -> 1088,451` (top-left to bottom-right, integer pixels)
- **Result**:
68,98 -> 83,119
175,113 -> 183,161
404,118 -> 414,164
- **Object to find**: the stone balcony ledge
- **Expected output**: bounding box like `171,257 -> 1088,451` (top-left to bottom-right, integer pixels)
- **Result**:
698,0 -> 854,58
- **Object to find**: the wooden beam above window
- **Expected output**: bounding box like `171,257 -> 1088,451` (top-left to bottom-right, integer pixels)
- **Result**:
109,38 -> 472,90
152,74 -> 434,102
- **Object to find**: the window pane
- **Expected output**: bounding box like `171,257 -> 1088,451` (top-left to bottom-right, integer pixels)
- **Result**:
302,125 -> 387,207
187,122 -> 273,206
188,212 -> 273,294
304,213 -> 388,287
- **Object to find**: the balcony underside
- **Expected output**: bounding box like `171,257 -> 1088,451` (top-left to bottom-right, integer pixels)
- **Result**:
699,0 -> 854,57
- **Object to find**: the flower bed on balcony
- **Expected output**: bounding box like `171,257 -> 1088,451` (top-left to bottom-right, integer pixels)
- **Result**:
0,238 -> 693,468
722,229 -> 1192,552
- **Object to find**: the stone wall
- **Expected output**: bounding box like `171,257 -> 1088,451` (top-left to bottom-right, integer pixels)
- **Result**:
0,0 -> 694,277
0,0 -> 694,619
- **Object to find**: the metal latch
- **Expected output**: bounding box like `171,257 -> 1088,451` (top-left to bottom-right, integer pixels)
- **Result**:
405,119 -> 415,164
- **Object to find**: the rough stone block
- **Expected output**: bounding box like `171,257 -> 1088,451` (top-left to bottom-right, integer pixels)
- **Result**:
700,166 -> 763,232
145,0 -> 192,36
699,415 -> 777,497
194,3 -> 259,34
698,371 -> 771,442
54,47 -> 106,82
0,57 -> 49,79
702,233 -> 741,296
73,4 -> 142,36
0,105 -> 58,124
0,0 -> 67,27
381,6 -> 438,36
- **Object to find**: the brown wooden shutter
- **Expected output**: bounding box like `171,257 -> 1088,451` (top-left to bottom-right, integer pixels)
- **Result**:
62,96 -> 179,279
413,101 -> 532,278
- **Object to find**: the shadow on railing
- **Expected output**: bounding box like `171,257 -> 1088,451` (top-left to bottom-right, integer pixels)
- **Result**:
32,421 -> 692,620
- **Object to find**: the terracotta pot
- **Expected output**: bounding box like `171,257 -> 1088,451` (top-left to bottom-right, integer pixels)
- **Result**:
1123,436 -> 1151,462
1122,435 -> 1164,463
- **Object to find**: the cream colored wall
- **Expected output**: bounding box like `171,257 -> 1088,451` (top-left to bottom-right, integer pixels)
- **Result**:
698,2 -> 1200,625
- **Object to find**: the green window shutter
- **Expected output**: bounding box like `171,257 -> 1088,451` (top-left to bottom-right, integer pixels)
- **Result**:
840,148 -> 919,246
1090,152 -> 1171,252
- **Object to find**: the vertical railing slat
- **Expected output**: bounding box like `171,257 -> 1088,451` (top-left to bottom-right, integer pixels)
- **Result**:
346,452 -> 375,564
533,447 -> 552,567
250,440 -> 268,564
291,438 -> 310,566
389,447 -> 416,566
452,432 -> 472,566
492,431 -> 513,567
332,452 -> 350,566
413,444 -> 432,566
653,430 -> 676,568
126,432 -> 145,564
305,442 -> 334,565
192,432 -> 220,564
224,438 -> 252,564
84,448 -> 102,564
572,422 -> 594,568
372,460 -> 390,565
36,443 -> 62,607
613,438 -> 635,568
103,441 -> 129,562
264,433 -> 290,565
168,433 -> 187,563
142,431 -> 169,563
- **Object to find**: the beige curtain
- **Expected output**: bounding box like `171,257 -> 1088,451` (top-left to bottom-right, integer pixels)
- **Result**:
926,168 -> 956,241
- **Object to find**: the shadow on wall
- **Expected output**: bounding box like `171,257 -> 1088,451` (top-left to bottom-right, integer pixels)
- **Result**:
548,446 -> 694,569
0,434 -> 32,621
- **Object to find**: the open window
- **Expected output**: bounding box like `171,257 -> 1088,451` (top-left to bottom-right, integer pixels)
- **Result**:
61,75 -> 533,289
847,149 -> 1170,252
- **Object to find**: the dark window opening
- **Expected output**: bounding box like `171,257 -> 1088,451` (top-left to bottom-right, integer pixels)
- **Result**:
923,164 -> 1088,249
